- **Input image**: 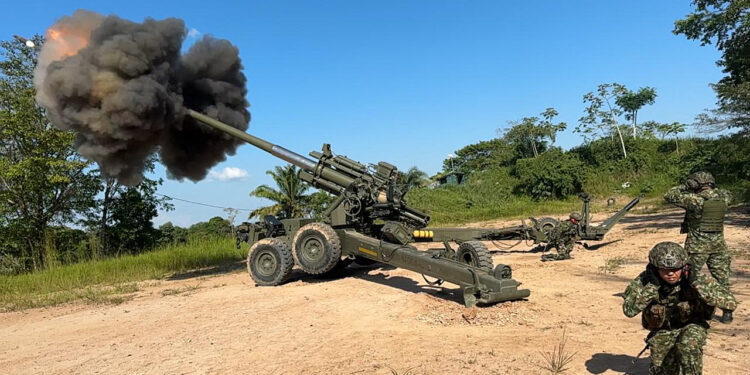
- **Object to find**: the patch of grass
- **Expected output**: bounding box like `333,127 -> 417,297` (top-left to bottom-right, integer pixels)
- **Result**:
599,257 -> 626,274
161,283 -> 202,297
387,366 -> 420,375
537,328 -> 577,374
0,237 -> 241,311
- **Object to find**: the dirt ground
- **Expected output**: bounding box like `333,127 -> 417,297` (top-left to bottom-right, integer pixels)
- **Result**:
1,208 -> 748,375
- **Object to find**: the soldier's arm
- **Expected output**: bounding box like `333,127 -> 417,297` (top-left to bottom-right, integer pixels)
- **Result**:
622,273 -> 660,317
692,274 -> 738,311
663,185 -> 697,208
720,189 -> 733,206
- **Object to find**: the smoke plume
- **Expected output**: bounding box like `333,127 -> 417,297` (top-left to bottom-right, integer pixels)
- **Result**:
34,10 -> 250,185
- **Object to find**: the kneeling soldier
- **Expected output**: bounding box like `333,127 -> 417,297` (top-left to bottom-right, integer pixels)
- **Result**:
541,212 -> 581,262
622,242 -> 737,375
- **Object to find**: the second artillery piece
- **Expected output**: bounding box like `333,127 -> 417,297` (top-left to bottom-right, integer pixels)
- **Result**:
188,110 -> 530,307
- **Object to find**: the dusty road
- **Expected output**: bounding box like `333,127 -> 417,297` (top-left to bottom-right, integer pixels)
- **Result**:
1,208 -> 748,374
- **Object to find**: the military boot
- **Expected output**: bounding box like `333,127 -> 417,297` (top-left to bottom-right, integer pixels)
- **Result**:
540,254 -> 556,262
720,309 -> 733,324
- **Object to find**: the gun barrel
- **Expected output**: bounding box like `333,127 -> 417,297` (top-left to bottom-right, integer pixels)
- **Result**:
599,195 -> 642,230
187,109 -> 354,190
187,109 -> 317,170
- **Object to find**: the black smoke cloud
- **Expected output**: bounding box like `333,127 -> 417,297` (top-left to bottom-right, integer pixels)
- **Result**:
34,10 -> 250,185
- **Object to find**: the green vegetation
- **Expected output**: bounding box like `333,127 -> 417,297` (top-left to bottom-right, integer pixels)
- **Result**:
537,328 -> 577,374
674,0 -> 750,132
408,134 -> 750,225
599,257 -> 627,274
248,164 -> 336,220
0,237 -> 241,311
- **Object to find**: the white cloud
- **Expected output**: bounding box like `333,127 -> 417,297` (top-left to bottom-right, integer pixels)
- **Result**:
188,28 -> 201,39
209,166 -> 249,182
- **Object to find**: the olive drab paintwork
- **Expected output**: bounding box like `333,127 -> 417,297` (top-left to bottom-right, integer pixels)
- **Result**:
415,193 -> 641,245
188,110 -> 529,306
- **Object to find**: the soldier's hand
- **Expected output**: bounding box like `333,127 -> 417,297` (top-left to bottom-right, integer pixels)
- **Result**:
649,304 -> 666,319
677,301 -> 692,321
685,263 -> 698,284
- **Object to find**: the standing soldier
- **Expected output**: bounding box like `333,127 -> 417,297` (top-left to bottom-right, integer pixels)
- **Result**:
664,171 -> 734,323
541,212 -> 581,261
622,242 -> 737,375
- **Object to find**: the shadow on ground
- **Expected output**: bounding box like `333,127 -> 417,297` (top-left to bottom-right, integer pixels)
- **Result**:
167,260 -> 246,281
489,244 -> 546,254
585,353 -> 649,374
288,263 -> 462,303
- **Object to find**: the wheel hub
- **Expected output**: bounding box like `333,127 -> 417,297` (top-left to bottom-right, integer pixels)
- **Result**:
302,237 -> 324,262
256,251 -> 278,276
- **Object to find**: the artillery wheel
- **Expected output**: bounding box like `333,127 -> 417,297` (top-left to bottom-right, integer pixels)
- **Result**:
247,238 -> 294,286
537,217 -> 558,238
455,241 -> 493,270
293,222 -> 342,274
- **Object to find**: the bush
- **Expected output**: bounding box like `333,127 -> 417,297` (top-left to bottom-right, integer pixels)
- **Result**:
514,149 -> 585,200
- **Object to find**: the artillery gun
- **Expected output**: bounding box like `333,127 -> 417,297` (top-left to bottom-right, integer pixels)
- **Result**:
413,193 -> 642,244
188,110 -> 530,307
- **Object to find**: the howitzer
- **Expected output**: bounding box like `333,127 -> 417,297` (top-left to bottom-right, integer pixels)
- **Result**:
413,194 -> 642,245
188,110 -> 530,307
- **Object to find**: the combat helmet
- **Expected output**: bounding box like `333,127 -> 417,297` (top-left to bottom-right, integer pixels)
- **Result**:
648,242 -> 688,269
569,212 -> 582,221
686,171 -> 715,190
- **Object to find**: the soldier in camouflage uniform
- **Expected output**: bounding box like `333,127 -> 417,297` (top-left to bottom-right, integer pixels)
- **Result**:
663,171 -> 735,323
541,212 -> 581,261
622,242 -> 737,375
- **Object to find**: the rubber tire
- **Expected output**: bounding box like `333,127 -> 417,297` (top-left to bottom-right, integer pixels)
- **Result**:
537,217 -> 558,239
455,241 -> 493,270
247,238 -> 294,286
292,222 -> 342,274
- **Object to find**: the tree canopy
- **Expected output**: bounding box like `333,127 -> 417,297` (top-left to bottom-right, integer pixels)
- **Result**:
675,0 -> 750,132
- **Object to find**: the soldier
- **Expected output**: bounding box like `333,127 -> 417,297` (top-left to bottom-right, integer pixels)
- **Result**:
622,242 -> 737,375
664,171 -> 734,323
541,212 -> 581,261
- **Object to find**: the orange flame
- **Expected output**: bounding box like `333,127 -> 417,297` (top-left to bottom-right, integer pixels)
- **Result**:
44,26 -> 90,60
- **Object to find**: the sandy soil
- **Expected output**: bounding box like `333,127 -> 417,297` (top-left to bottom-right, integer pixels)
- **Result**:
1,208 -> 748,375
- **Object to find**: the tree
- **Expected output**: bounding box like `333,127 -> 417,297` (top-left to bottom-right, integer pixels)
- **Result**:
305,190 -> 336,220
188,216 -> 233,238
674,1 -> 750,132
399,167 -> 429,190
0,36 -> 100,270
538,107 -> 568,145
615,87 -> 657,137
91,156 -> 171,257
503,117 -> 546,158
249,165 -> 310,219
513,149 -> 584,200
105,177 -> 172,255
157,222 -> 188,246
576,83 -> 630,159
643,121 -> 687,153
442,138 -> 515,174
502,108 -> 566,158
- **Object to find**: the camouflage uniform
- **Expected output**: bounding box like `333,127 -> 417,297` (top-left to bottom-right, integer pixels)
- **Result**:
622,242 -> 737,375
541,214 -> 580,261
663,181 -> 732,289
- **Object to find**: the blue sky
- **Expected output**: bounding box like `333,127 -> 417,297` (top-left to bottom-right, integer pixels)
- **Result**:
3,1 -> 723,227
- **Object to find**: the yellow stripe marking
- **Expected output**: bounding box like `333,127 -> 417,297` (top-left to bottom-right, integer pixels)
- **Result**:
358,246 -> 377,256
